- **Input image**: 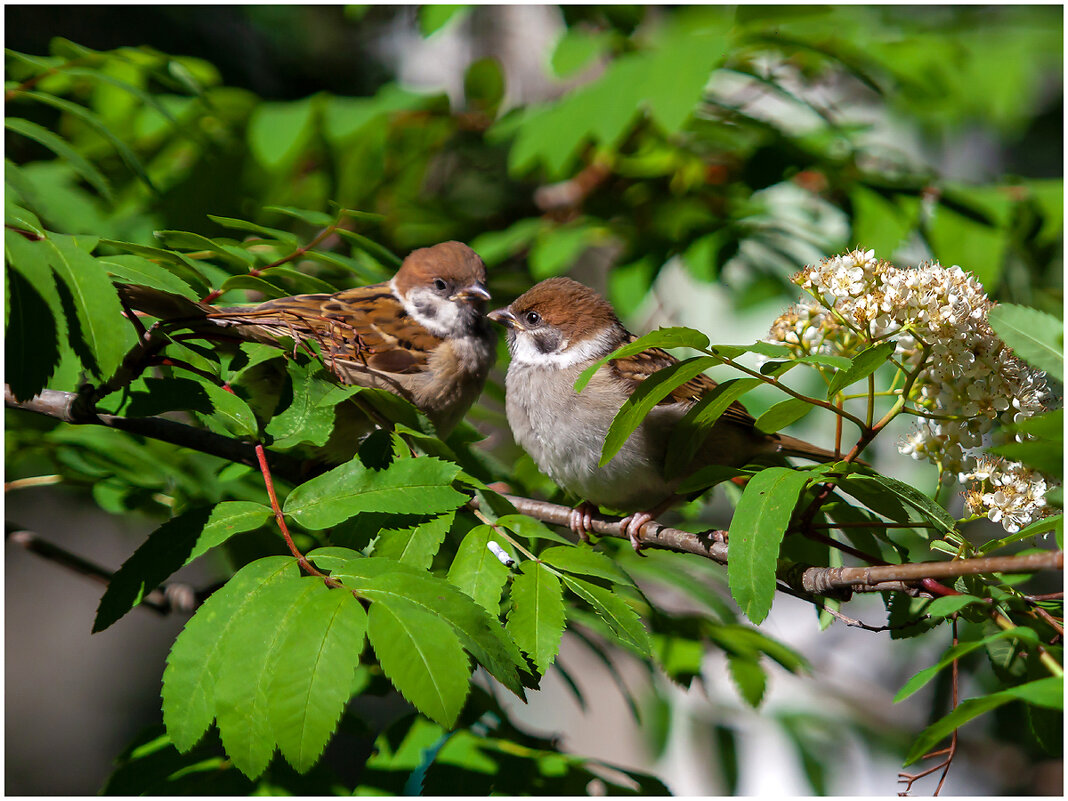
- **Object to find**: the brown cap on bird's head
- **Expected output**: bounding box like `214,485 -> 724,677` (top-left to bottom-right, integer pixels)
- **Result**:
491,277 -> 621,339
393,241 -> 490,303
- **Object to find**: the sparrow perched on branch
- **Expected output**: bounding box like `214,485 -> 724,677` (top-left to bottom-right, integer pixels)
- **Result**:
488,277 -> 838,551
119,241 -> 496,439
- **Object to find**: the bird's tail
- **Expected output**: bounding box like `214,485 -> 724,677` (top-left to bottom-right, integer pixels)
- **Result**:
774,433 -> 845,464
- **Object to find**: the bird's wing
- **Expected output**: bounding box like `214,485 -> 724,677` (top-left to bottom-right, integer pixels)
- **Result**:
208,284 -> 442,377
607,336 -> 757,429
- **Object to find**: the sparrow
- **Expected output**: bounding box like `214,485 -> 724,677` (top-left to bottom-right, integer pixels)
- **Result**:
118,241 -> 496,441
488,277 -> 839,551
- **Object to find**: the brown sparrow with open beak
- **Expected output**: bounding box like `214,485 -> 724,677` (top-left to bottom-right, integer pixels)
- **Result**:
119,241 -> 495,440
488,277 -> 838,551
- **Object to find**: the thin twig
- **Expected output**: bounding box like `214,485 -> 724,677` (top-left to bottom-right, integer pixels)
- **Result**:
5,523 -> 200,615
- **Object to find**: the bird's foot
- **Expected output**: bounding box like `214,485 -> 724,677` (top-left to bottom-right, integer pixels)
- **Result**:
619,511 -> 654,555
568,501 -> 599,543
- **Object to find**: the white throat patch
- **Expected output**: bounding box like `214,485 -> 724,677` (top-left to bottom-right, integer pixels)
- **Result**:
509,328 -> 618,368
392,279 -> 461,338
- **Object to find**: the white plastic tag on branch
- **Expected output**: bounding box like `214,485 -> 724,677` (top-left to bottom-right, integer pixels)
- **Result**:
487,540 -> 515,567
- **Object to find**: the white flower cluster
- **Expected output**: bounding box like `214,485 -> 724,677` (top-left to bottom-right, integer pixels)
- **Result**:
769,248 -> 1053,533
961,457 -> 1049,533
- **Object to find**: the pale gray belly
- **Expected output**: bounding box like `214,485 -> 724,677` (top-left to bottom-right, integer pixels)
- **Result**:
505,365 -> 681,511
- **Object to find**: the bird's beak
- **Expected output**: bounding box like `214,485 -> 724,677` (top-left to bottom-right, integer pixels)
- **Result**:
451,282 -> 492,304
487,307 -> 519,330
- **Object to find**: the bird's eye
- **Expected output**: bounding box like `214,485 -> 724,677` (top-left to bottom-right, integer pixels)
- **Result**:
433,278 -> 448,292
524,310 -> 541,326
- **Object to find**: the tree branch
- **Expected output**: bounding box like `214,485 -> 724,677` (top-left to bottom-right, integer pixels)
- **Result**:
9,386 -> 1063,601
6,386 -> 306,483
5,523 -> 202,615
481,494 -> 1063,597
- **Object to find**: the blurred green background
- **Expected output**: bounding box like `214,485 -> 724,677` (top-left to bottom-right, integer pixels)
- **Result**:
5,4 -> 1062,795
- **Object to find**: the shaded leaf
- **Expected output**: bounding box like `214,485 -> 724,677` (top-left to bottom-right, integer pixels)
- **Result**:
45,232 -> 128,380
5,264 -> 59,401
5,116 -> 112,200
94,502 -> 271,632
895,626 -> 1040,703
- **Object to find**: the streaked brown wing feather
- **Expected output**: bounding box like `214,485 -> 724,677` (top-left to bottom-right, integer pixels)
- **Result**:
608,339 -> 756,429
206,283 -> 441,377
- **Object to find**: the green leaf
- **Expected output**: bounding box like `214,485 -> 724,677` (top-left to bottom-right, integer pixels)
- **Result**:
5,264 -> 60,402
197,381 -> 259,438
94,502 -> 272,632
284,457 -> 466,530
987,303 -> 1064,382
162,556 -> 299,752
894,626 -> 1040,703
331,565 -> 527,697
100,254 -> 199,299
265,362 -> 342,448
97,238 -> 212,297
754,397 -> 816,434
727,467 -> 811,624
214,577 -> 315,779
5,116 -> 112,200
851,185 -> 920,258
600,356 -> 720,467
925,594 -> 986,618
727,654 -> 766,708
206,215 -> 300,248
538,545 -> 634,586
927,201 -> 1007,289
551,28 -> 611,78
904,676 -> 1063,766
45,232 -> 128,380
826,342 -> 896,399
248,98 -> 317,171
980,513 -> 1063,554
529,223 -> 596,280
446,525 -> 511,614
264,205 -> 335,228
19,90 -> 157,192
374,512 -> 454,570
675,464 -> 753,495
842,473 -> 957,534
367,597 -> 471,728
506,562 -> 565,674
574,327 -> 710,393
154,230 -> 253,268
267,583 -> 367,773
665,378 -> 763,479
496,513 -> 571,545
560,574 -> 651,657
418,4 -> 469,36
